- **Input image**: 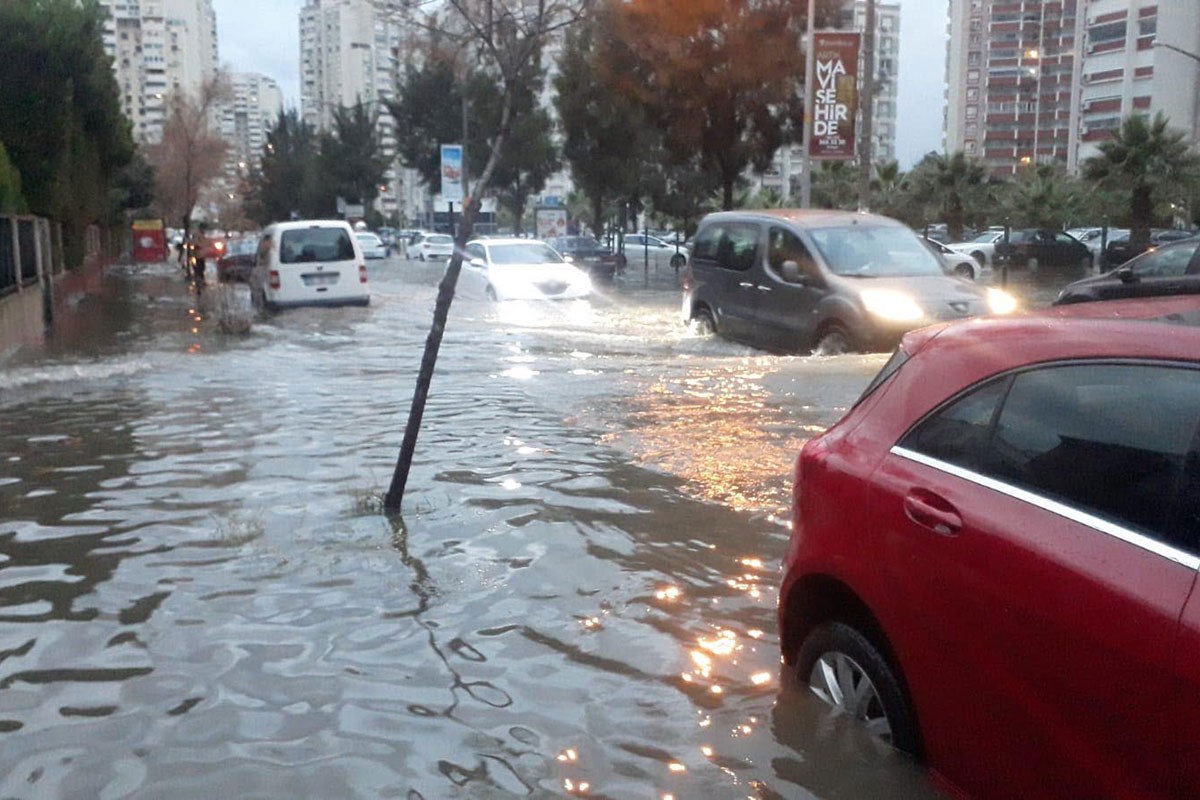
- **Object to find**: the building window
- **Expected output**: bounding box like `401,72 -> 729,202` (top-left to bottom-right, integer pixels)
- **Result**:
1088,21 -> 1126,45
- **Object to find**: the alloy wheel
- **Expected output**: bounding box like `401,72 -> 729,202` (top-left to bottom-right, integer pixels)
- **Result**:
808,651 -> 893,743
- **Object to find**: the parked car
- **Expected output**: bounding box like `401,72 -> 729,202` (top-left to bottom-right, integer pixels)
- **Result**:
622,233 -> 689,271
356,231 -> 387,260
251,220 -> 369,309
925,237 -> 986,280
215,236 -> 258,282
546,235 -> 623,281
1067,226 -> 1127,268
1104,228 -> 1198,268
779,294 -> 1200,799
457,238 -> 592,301
410,232 -> 455,262
993,228 -> 1092,270
944,230 -> 1004,269
1054,237 -> 1200,305
680,209 -> 1018,354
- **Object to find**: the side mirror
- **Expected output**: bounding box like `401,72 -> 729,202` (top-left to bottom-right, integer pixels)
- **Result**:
780,260 -> 807,285
562,254 -> 574,263
469,257 -> 486,268
1117,266 -> 1137,284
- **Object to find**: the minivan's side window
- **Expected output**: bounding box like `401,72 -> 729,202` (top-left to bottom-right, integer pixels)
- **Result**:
1132,242 -> 1199,277
691,226 -> 723,262
767,226 -> 817,279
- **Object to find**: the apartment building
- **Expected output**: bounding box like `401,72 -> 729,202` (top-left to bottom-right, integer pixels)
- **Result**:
300,0 -> 418,220
220,73 -> 284,181
99,0 -> 219,143
945,0 -> 1200,176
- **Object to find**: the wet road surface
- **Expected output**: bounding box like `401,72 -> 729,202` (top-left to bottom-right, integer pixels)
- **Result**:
0,255 -> 1076,798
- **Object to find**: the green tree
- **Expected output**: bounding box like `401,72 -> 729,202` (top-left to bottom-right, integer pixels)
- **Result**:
323,101 -> 390,212
598,0 -> 831,210
906,151 -> 992,242
1082,112 -> 1200,251
554,11 -> 651,234
812,161 -> 858,210
0,142 -> 27,213
0,0 -> 134,261
1000,164 -> 1087,230
248,110 -> 324,224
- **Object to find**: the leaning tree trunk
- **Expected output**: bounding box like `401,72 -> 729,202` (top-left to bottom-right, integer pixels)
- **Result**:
384,87 -> 515,513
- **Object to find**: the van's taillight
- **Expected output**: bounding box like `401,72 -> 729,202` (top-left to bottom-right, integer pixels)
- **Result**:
268,270 -> 281,289
359,264 -> 368,284
682,272 -> 692,291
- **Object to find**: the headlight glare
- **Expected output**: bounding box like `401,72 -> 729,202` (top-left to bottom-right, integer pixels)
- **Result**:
860,289 -> 925,323
986,287 -> 1019,315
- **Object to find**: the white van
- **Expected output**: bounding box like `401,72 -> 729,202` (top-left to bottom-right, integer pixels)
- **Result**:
252,220 -> 370,309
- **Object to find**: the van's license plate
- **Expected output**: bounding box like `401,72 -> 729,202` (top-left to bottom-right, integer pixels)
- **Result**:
302,272 -> 338,287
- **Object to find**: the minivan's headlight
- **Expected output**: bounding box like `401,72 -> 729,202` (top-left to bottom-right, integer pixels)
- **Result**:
986,287 -> 1018,315
860,289 -> 924,322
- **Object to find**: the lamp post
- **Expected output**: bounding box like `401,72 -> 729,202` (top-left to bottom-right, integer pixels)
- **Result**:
1154,41 -> 1200,64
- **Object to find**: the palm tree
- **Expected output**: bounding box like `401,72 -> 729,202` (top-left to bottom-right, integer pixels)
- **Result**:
1004,164 -> 1085,230
1082,113 -> 1200,251
906,151 -> 990,242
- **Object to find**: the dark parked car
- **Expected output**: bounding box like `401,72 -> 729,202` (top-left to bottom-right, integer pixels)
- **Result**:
546,236 -> 622,281
1055,238 -> 1200,305
1103,228 -> 1198,268
680,209 -> 1018,354
215,237 -> 258,282
993,228 -> 1091,270
779,294 -> 1200,799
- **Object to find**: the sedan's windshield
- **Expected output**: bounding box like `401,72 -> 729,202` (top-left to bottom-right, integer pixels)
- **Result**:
487,243 -> 565,265
810,225 -> 945,277
970,232 -> 1001,243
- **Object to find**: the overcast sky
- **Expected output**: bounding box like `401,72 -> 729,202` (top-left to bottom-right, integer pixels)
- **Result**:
213,0 -> 948,169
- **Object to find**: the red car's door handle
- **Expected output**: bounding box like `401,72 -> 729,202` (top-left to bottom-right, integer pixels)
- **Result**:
903,490 -> 963,536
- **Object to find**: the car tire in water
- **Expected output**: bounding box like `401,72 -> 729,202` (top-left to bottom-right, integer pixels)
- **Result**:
970,251 -> 986,266
485,285 -> 498,302
670,253 -> 686,270
953,263 -> 975,280
813,323 -> 854,356
1026,257 -> 1039,273
690,307 -> 717,336
797,622 -> 920,756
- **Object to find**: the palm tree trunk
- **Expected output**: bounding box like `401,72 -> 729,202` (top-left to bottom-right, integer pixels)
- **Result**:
1130,183 -> 1152,251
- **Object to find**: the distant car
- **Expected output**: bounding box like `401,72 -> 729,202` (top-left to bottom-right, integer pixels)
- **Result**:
546,235 -> 623,281
410,233 -> 455,262
1104,229 -> 1198,268
458,238 -> 592,301
251,220 -> 369,310
944,230 -> 1004,269
1067,226 -> 1126,268
680,209 -> 1018,354
994,228 -> 1092,270
356,232 -> 387,260
925,237 -> 986,280
779,293 -> 1200,799
1054,237 -> 1200,305
622,233 -> 689,271
216,237 -> 258,282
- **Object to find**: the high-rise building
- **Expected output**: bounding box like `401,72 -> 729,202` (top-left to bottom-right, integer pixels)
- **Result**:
300,0 -> 416,220
221,73 -> 284,180
98,0 -> 219,143
945,0 -> 1200,176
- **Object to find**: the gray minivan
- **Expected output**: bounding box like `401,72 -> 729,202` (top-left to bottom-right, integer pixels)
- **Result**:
680,210 -> 1019,353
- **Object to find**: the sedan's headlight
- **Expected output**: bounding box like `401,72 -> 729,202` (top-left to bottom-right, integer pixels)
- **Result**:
986,287 -> 1018,315
860,289 -> 925,322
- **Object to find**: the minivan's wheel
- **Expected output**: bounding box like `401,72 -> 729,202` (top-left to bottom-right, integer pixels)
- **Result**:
813,323 -> 854,356
690,308 -> 717,336
485,285 -> 498,302
670,253 -> 686,270
1026,257 -> 1038,273
797,622 -> 919,755
953,263 -> 975,280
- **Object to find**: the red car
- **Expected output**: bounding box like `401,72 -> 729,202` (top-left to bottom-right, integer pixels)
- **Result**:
779,295 -> 1200,799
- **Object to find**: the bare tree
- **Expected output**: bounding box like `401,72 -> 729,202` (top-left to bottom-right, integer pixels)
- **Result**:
383,0 -> 590,512
146,72 -> 231,243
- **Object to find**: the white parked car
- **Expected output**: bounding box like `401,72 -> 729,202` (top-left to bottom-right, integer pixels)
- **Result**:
622,233 -> 689,271
252,220 -> 369,309
945,230 -> 1005,269
926,237 -> 989,280
355,232 -> 387,259
458,238 -> 592,301
410,233 -> 455,261
1068,226 -> 1127,268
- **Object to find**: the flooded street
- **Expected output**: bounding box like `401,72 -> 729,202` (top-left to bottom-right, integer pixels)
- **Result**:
0,256 -> 1059,799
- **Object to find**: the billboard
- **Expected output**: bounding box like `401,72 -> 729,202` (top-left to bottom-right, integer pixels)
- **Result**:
808,32 -> 860,160
535,207 -> 568,240
440,144 -> 464,202
131,218 -> 167,263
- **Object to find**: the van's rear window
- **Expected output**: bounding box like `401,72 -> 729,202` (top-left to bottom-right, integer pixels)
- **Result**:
280,228 -> 355,263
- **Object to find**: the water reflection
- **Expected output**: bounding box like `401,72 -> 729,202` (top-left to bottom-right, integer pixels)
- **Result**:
0,260 -> 945,798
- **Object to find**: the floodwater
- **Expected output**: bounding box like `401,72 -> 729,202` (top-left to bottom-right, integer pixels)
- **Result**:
0,254 -> 1060,799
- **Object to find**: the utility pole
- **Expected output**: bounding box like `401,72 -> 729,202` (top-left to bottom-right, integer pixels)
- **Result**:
800,0 -> 816,208
857,0 -> 876,212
